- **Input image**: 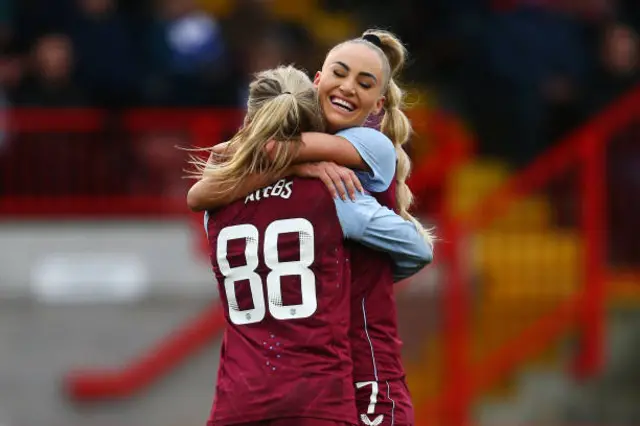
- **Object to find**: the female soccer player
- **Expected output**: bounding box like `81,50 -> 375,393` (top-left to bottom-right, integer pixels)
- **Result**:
191,30 -> 431,426
201,65 -> 430,426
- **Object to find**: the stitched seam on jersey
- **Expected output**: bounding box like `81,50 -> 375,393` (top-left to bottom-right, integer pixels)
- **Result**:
362,298 -> 379,381
386,380 -> 396,426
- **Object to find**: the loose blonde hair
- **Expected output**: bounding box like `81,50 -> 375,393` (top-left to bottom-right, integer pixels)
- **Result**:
335,30 -> 435,245
192,66 -> 324,193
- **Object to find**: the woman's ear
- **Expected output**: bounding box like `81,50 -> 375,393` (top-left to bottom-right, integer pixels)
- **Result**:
313,71 -> 322,87
372,96 -> 385,115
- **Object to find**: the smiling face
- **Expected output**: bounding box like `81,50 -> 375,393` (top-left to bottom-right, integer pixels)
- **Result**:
314,42 -> 387,133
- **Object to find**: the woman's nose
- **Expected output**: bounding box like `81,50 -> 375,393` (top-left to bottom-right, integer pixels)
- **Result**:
339,80 -> 356,95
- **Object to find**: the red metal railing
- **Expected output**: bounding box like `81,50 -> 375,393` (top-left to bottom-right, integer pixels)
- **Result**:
0,108 -> 463,218
0,109 -> 243,218
419,85 -> 640,426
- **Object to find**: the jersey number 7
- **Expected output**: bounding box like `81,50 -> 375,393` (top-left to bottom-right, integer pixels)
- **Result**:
216,218 -> 317,325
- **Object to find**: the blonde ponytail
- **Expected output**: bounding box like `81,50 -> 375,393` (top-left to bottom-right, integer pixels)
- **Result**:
360,29 -> 435,246
190,66 -> 324,195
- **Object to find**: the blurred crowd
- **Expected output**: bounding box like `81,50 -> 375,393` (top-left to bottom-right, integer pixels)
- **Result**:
0,0 -> 318,108
0,0 -> 638,166
346,0 -> 640,166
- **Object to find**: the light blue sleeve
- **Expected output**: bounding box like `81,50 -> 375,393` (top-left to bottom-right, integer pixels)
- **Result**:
334,192 -> 433,281
336,127 -> 396,192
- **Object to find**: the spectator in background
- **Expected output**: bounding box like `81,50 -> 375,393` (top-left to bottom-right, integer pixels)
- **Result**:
222,0 -> 316,107
222,0 -> 274,62
585,22 -> 639,113
144,0 -> 236,106
234,32 -> 287,107
69,0 -> 139,107
0,0 -> 18,152
274,21 -> 317,73
14,33 -> 87,106
477,2 -> 588,166
12,0 -> 76,52
601,22 -> 640,268
0,0 -> 14,52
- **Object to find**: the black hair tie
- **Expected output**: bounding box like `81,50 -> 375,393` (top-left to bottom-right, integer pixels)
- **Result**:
362,34 -> 382,49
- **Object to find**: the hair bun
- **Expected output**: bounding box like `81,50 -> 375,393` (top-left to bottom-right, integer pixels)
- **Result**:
362,30 -> 406,77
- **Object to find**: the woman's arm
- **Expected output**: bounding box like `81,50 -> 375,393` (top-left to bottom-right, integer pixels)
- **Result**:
212,128 -> 395,189
294,133 -> 368,169
187,172 -> 276,212
188,127 -> 394,211
186,162 -> 364,211
221,133 -> 367,169
334,191 -> 433,281
298,128 -> 396,193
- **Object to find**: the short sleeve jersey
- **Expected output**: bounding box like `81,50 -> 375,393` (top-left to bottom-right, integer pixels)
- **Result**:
205,177 -> 355,425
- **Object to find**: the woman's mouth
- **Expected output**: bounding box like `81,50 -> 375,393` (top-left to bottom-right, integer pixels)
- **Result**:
329,96 -> 356,113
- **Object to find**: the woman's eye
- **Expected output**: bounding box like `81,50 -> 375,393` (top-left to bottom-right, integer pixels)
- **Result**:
333,70 -> 346,78
359,82 -> 372,89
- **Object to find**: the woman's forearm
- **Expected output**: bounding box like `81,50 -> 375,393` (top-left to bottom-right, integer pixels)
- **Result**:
188,132 -> 369,211
280,133 -> 368,170
186,171 -> 288,212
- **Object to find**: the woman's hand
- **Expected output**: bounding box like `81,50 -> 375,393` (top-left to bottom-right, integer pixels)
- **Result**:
206,142 -> 232,165
291,161 -> 364,201
212,141 -> 230,154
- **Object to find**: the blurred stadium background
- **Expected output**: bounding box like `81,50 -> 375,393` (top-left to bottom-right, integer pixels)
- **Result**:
0,0 -> 639,425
